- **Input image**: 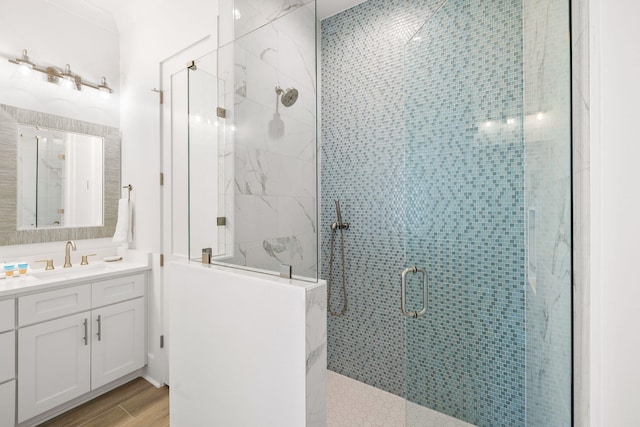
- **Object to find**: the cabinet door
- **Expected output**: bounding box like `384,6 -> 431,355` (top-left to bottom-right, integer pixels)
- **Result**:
0,331 -> 15,384
0,380 -> 15,427
18,312 -> 91,423
91,298 -> 145,389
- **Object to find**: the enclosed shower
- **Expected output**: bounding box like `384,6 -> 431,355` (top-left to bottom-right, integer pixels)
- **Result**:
321,0 -> 572,426
181,0 -> 572,425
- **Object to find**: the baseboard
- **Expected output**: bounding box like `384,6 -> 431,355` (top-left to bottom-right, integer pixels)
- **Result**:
142,374 -> 163,388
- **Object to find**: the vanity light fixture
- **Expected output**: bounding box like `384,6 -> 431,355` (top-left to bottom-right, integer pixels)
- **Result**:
8,49 -> 113,95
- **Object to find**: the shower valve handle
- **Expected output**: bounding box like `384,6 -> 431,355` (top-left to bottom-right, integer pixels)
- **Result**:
332,200 -> 349,230
331,221 -> 349,231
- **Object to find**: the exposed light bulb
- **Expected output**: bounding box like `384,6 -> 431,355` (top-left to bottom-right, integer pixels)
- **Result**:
506,118 -> 515,125
11,49 -> 35,80
97,76 -> 112,99
18,64 -> 32,76
60,64 -> 77,91
536,112 -> 544,121
59,76 -> 75,90
485,121 -> 492,128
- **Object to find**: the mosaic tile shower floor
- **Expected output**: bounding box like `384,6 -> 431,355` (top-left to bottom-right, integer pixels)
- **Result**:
327,370 -> 475,427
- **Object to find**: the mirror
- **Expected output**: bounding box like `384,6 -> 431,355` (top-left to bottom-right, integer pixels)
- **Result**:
17,124 -> 104,230
0,103 -> 120,245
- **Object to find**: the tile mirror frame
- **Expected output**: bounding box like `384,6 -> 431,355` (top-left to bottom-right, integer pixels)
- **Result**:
0,104 -> 120,245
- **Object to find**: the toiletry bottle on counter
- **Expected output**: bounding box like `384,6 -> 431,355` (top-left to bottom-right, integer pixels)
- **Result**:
3,263 -> 15,278
18,262 -> 28,275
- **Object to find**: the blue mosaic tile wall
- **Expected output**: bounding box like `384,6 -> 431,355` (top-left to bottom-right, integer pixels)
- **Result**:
321,0 -> 444,399
321,1 -> 530,425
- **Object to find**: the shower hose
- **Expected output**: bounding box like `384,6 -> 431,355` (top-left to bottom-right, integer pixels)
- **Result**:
328,225 -> 348,317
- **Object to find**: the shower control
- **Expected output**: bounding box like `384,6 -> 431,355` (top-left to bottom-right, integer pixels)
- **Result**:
331,200 -> 349,230
331,221 -> 349,230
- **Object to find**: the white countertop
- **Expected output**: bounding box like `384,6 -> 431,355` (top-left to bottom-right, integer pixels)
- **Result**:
0,259 -> 151,298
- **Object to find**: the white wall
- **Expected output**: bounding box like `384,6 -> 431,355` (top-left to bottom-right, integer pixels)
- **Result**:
0,0 -> 120,127
117,0 -> 218,384
118,0 -> 218,254
590,0 -> 640,425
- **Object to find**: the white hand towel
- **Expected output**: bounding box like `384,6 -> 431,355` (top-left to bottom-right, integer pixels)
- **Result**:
112,198 -> 132,243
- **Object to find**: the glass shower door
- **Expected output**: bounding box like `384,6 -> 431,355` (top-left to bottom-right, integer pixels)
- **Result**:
402,1 -> 571,426
187,63 -> 227,260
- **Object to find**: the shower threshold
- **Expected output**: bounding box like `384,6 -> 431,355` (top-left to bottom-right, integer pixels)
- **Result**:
327,370 -> 474,427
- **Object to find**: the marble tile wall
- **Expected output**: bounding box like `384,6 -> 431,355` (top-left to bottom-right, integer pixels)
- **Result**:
306,284 -> 327,426
221,1 -> 318,279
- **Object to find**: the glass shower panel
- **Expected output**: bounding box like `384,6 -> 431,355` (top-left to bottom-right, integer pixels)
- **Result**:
523,0 -> 572,424
208,2 -> 318,281
402,1 -> 571,426
187,64 -> 227,260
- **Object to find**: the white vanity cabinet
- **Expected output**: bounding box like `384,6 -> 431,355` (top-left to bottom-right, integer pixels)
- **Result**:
91,297 -> 145,389
0,298 -> 16,427
15,272 -> 146,424
18,312 -> 91,422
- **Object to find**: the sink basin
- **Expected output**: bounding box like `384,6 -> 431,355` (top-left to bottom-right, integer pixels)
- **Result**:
30,262 -> 114,279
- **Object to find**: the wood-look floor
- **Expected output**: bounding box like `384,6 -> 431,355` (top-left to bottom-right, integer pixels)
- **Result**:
40,378 -> 169,427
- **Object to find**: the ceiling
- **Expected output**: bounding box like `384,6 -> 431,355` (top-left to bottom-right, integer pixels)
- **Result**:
44,0 -> 369,33
317,0 -> 368,20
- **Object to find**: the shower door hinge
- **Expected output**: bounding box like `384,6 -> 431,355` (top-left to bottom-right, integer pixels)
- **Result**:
160,254 -> 164,267
160,335 -> 165,349
216,107 -> 226,118
160,173 -> 164,186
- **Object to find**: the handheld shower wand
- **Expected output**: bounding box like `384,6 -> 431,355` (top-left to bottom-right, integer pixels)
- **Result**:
328,200 -> 349,317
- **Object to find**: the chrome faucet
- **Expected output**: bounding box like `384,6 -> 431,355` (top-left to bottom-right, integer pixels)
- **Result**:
64,240 -> 77,268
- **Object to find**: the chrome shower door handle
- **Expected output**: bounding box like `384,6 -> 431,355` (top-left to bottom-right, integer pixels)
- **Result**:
400,266 -> 428,319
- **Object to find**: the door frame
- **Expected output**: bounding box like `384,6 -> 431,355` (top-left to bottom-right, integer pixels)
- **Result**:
159,36 -> 216,385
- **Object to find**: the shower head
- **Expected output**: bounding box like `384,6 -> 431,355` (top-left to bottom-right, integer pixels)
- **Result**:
275,86 -> 299,107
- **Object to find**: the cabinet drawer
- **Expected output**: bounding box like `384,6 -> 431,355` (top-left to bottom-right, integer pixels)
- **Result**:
0,299 -> 14,332
0,380 -> 15,427
19,285 -> 91,326
92,274 -> 145,307
0,331 -> 15,383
